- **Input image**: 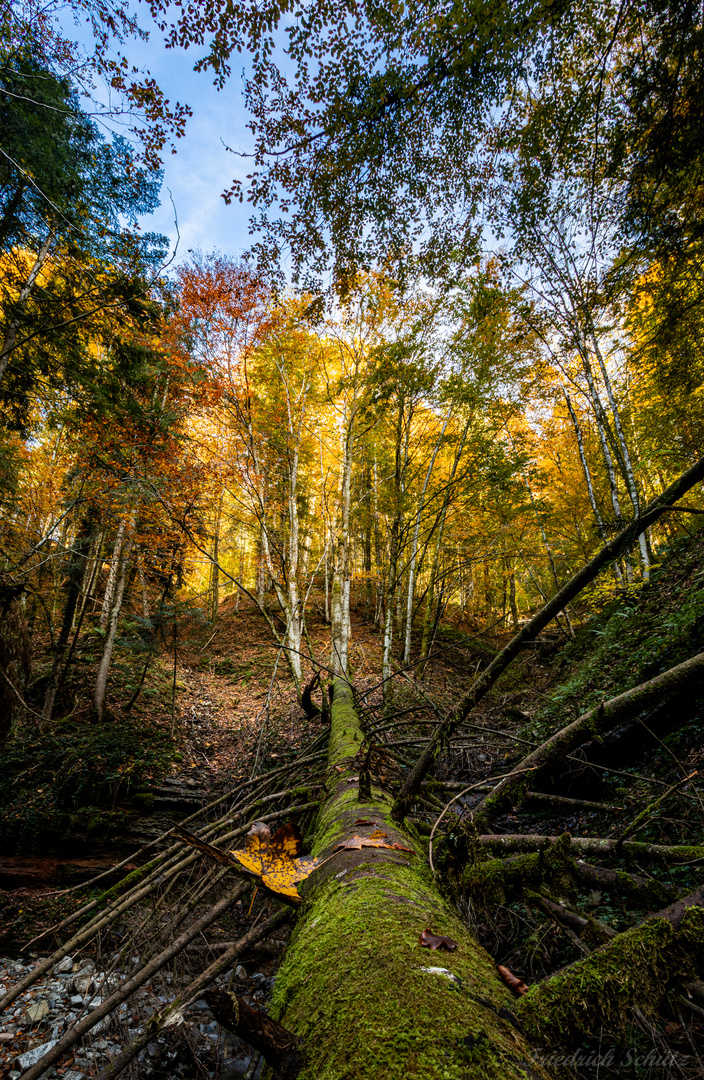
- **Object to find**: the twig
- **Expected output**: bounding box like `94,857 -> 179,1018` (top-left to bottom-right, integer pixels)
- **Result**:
428,767 -> 537,873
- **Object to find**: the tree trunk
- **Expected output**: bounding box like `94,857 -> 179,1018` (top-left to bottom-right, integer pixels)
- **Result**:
515,886 -> 704,1046
100,519 -> 127,630
94,527 -> 135,720
0,232 -> 54,384
588,322 -> 650,580
267,678 -> 550,1080
42,512 -> 95,722
210,491 -> 223,624
402,412 -> 450,665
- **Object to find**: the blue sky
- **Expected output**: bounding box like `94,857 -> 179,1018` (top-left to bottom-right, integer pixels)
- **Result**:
82,10 -> 258,265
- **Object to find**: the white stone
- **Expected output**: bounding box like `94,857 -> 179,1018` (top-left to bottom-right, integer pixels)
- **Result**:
419,966 -> 460,984
25,999 -> 49,1024
15,1038 -> 57,1071
55,957 -> 73,974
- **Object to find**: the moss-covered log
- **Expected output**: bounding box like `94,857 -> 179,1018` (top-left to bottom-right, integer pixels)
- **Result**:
458,836 -> 576,908
459,839 -> 679,909
478,833 -> 704,863
268,678 -> 549,1080
515,886 -> 704,1045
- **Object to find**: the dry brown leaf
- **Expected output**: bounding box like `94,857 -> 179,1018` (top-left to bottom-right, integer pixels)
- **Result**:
418,927 -> 458,952
333,835 -> 415,853
496,965 -> 528,996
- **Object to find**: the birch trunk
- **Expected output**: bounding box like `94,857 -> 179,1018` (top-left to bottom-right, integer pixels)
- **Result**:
100,520 -> 127,630
563,387 -> 624,586
588,327 -> 650,579
94,527 -> 135,721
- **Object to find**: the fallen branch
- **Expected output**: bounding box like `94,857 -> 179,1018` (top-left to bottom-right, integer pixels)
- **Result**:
16,883 -> 250,1080
96,908 -> 291,1080
478,833 -> 704,863
572,859 -> 679,906
516,884 -> 704,1045
471,652 -> 704,831
427,768 -> 537,873
204,987 -> 301,1080
437,782 -> 621,813
391,453 -> 704,821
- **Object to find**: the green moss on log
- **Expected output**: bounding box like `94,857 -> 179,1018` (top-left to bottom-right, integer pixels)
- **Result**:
266,679 -> 550,1080
516,907 -> 704,1046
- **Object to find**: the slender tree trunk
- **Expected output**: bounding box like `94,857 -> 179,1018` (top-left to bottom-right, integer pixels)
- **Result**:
94,527 -> 135,721
563,387 -> 624,587
588,325 -> 650,579
42,513 -> 95,722
402,414 -> 450,664
101,520 -> 127,630
210,492 -> 223,624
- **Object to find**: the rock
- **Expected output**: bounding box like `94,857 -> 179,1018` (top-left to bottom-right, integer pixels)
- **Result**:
76,959 -> 95,975
15,1038 -> 57,1071
71,975 -> 94,995
25,999 -> 49,1024
70,995 -> 83,1005
55,957 -> 73,975
63,1073 -> 85,1080
0,1032 -> 15,1042
235,965 -> 247,980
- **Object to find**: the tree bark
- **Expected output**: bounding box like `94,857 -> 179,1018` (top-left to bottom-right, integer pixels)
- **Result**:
266,678 -> 551,1080
402,411 -> 450,664
42,512 -> 95,722
94,525 -> 135,720
0,232 -> 53,384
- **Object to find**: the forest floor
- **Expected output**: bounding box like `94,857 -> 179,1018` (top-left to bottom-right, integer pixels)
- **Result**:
2,529 -> 704,1077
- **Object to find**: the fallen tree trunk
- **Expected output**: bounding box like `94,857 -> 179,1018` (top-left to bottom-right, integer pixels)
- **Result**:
458,843 -> 679,909
478,834 -> 704,863
392,454 -> 704,821
471,650 -> 704,830
267,678 -> 550,1079
515,886 -> 704,1045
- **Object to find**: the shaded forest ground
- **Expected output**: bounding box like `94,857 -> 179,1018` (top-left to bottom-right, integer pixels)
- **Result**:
1,528 -> 704,1075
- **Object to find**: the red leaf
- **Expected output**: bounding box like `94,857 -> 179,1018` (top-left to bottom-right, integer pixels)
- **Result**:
497,965 -> 528,996
418,927 -> 459,951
